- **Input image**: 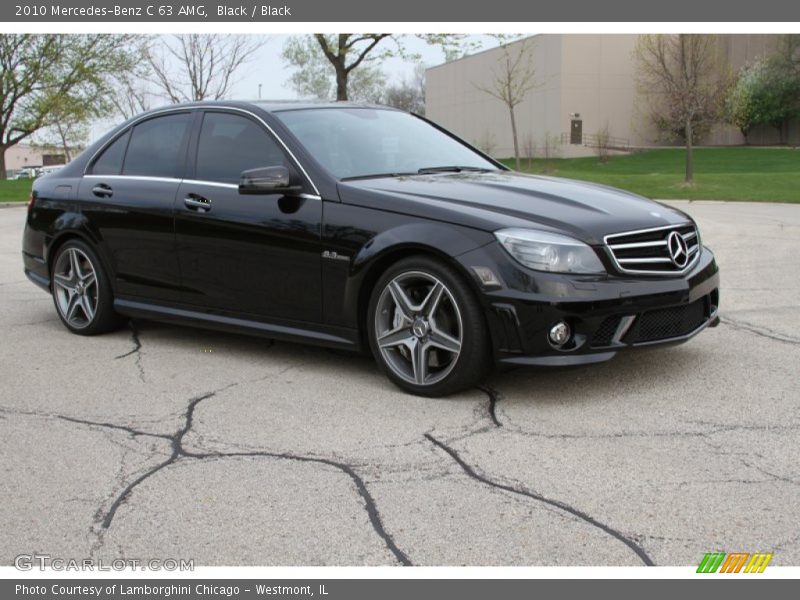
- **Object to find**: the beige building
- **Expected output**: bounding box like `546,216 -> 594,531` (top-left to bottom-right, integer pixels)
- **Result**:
426,34 -> 791,158
4,144 -> 46,172
4,143 -> 68,176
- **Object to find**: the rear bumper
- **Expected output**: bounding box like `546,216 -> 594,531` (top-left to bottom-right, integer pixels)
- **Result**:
23,251 -> 50,292
458,242 -> 720,367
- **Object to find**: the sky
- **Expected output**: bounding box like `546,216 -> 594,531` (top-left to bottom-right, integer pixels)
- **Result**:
90,34 -> 504,141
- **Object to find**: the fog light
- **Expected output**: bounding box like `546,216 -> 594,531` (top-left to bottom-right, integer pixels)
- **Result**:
548,321 -> 571,346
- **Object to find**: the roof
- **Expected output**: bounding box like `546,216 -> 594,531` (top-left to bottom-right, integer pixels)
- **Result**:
252,100 -> 393,112
138,99 -> 398,116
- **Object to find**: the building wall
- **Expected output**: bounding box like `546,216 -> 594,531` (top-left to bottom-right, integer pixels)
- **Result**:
557,35 -> 649,154
3,144 -> 69,176
426,34 -> 792,158
4,144 -> 45,171
426,35 -> 563,158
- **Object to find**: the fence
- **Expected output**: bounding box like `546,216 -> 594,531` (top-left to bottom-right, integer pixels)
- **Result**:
560,132 -> 631,151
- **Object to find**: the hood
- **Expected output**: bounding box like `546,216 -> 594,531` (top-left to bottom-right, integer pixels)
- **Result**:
337,171 -> 691,245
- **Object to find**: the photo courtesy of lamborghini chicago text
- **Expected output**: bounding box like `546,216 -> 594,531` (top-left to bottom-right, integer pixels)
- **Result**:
0,0 -> 798,597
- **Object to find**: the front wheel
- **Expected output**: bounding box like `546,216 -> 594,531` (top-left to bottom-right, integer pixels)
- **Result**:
51,239 -> 125,335
367,256 -> 491,397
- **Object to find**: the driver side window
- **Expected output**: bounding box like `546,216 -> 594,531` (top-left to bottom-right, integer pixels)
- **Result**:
194,112 -> 289,185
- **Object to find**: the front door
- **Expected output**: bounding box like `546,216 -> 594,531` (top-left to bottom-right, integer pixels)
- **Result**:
175,110 -> 323,323
570,119 -> 583,145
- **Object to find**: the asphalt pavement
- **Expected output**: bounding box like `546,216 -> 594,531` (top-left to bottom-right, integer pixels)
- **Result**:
0,201 -> 798,567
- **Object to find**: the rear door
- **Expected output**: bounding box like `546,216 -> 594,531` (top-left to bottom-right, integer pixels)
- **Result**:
175,110 -> 323,323
80,111 -> 193,302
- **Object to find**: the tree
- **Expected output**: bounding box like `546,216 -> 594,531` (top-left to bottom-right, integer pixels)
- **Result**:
476,37 -> 542,171
32,96 -> 92,161
385,63 -> 426,115
282,36 -> 387,103
283,34 -> 475,102
347,67 -> 387,104
757,35 -> 800,142
725,60 -> 763,141
283,36 -> 338,100
310,34 -> 393,102
773,34 -> 800,75
636,34 -> 729,183
108,70 -> 153,120
754,63 -> 800,142
0,34 -> 139,179
107,39 -> 153,119
724,37 -> 800,145
594,122 -> 612,164
146,34 -> 267,103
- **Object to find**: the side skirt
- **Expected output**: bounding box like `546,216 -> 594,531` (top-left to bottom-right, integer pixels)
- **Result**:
114,298 -> 362,351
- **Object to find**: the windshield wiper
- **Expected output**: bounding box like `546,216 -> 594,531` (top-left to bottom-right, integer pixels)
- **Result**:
340,172 -> 417,181
340,166 -> 494,181
417,166 -> 493,174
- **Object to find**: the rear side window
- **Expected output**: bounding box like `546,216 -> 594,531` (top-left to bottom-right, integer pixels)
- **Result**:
91,130 -> 130,175
123,113 -> 192,178
195,112 -> 288,184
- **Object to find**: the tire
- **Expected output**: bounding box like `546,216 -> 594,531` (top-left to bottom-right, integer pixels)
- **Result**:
367,255 -> 491,397
51,239 -> 126,336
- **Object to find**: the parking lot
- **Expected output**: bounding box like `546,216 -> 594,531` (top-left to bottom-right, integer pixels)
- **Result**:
0,201 -> 798,567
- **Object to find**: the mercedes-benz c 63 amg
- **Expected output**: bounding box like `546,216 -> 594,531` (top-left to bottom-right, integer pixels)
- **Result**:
22,102 -> 720,396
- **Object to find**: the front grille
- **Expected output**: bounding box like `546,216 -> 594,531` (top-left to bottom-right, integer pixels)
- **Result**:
605,224 -> 700,275
623,297 -> 708,344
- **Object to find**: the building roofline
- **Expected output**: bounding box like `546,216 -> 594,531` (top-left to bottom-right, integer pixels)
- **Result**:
425,34 -> 543,72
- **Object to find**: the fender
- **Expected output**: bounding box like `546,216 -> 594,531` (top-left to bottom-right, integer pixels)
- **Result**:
46,211 -> 96,260
44,208 -> 118,293
338,221 -> 494,329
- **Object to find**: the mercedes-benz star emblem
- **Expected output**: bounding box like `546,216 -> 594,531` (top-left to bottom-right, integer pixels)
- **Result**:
667,231 -> 689,268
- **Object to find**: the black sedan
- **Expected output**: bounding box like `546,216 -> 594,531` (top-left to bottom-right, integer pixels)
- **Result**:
22,102 -> 720,396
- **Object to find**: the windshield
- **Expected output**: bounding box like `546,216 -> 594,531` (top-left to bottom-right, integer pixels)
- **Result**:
275,108 -> 498,180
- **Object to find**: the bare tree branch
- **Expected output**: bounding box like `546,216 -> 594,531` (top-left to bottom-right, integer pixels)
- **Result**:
635,34 -> 729,183
475,37 -> 543,170
146,34 -> 268,103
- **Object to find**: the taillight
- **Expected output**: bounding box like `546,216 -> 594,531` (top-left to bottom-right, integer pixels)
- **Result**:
27,191 -> 35,211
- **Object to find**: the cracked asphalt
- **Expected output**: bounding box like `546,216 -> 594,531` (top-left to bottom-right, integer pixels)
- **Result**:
1,201 -> 798,567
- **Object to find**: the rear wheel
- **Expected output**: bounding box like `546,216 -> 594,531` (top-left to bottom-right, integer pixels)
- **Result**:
51,240 -> 125,335
367,256 -> 490,397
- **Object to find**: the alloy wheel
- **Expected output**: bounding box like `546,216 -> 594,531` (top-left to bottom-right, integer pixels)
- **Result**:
374,271 -> 463,386
53,247 -> 99,329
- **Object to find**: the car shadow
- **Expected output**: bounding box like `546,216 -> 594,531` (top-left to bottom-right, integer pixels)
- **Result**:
124,317 -> 714,406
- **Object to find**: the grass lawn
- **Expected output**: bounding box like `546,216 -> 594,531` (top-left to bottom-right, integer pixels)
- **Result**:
500,147 -> 800,203
0,179 -> 33,203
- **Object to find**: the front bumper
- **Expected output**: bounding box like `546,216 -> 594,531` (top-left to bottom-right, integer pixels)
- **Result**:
457,242 -> 720,367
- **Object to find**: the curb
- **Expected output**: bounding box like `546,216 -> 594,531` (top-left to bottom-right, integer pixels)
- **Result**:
0,202 -> 27,208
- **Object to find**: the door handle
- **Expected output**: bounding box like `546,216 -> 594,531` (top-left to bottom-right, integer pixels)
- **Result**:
184,195 -> 211,212
92,184 -> 113,198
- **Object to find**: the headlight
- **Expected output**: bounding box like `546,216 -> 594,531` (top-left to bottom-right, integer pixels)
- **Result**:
494,228 -> 605,274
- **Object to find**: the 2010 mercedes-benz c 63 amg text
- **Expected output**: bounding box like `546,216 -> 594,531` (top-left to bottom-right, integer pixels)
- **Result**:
22,102 -> 720,396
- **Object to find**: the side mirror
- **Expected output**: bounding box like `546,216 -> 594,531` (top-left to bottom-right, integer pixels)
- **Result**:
239,166 -> 301,195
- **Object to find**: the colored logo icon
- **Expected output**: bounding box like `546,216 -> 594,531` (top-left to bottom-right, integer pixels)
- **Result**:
697,552 -> 773,573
